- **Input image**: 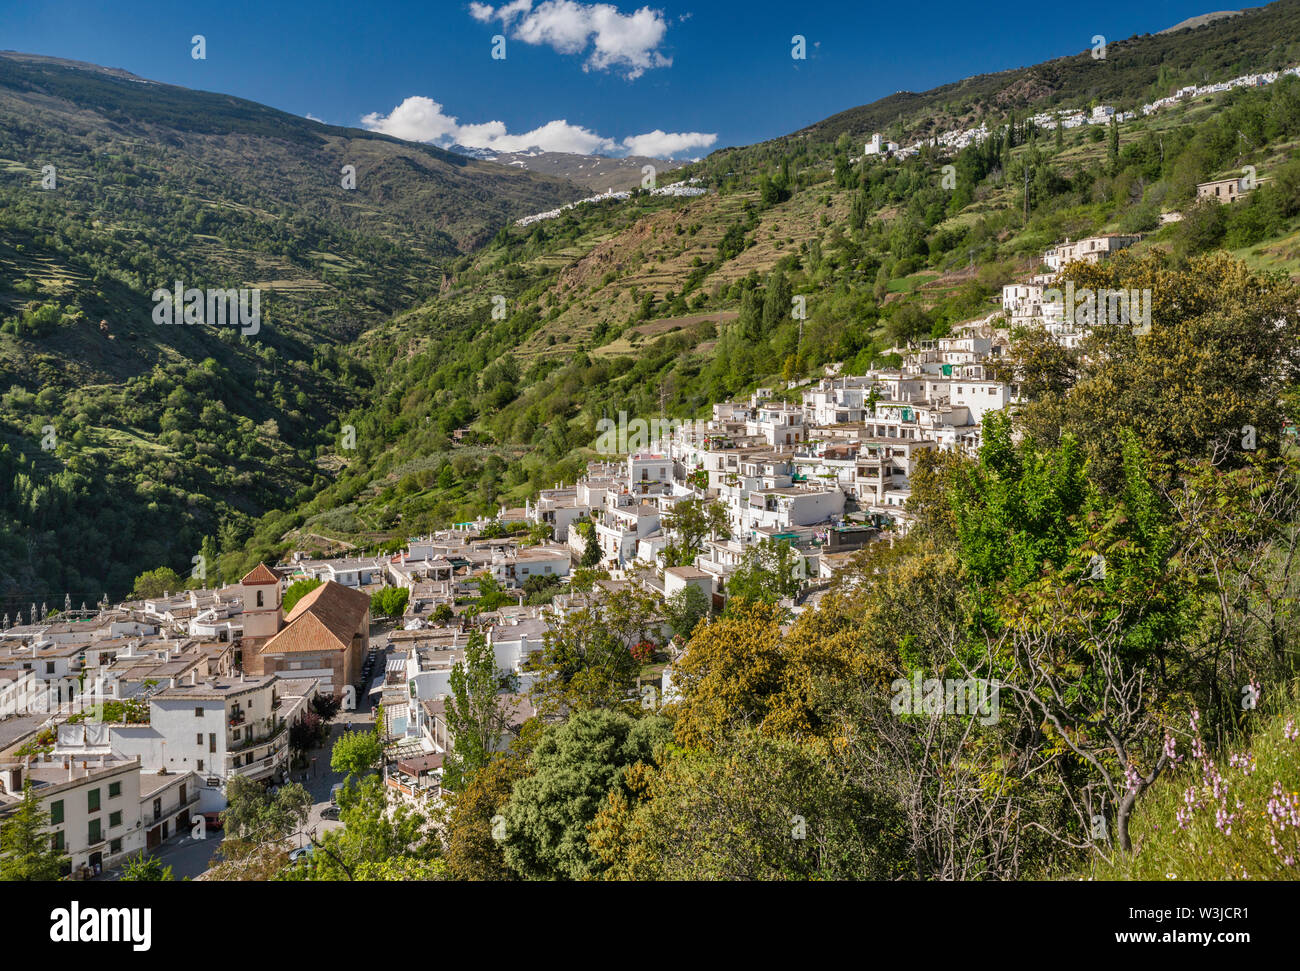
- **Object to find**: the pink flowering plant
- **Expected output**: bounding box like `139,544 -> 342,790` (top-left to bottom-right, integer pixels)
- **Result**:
1092,696 -> 1300,880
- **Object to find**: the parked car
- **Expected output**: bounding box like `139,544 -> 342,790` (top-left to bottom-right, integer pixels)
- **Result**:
330,782 -> 343,805
200,811 -> 224,831
288,846 -> 313,863
321,805 -> 341,821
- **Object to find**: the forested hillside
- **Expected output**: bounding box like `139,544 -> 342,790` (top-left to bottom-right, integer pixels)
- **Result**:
0,53 -> 582,606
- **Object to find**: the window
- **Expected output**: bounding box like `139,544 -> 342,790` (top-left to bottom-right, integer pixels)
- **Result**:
46,661 -> 55,674
110,839 -> 122,855
196,759 -> 204,773
50,800 -> 64,825
209,733 -> 217,753
52,831 -> 65,851
196,733 -> 203,745
108,782 -> 121,799
195,707 -> 204,718
88,819 -> 102,844
87,789 -> 100,813
109,811 -> 122,828
233,728 -> 241,740
257,590 -> 264,607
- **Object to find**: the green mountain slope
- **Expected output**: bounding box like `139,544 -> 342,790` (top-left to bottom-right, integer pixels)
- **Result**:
217,36 -> 1300,580
0,52 -> 583,607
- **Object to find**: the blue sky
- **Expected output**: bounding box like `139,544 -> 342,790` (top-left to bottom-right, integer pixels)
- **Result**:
3,0 -> 1232,157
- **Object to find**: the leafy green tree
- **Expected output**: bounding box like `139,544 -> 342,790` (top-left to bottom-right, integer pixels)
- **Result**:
120,851 -> 174,881
473,573 -> 513,611
661,498 -> 730,567
443,631 -> 517,792
0,782 -> 68,880
370,586 -> 410,618
130,566 -> 185,600
204,778 -> 311,880
725,539 -> 803,605
330,728 -> 384,780
590,730 -> 905,880
580,521 -> 602,568
530,585 -> 655,717
282,578 -> 323,613
502,709 -> 671,880
443,755 -> 531,880
299,776 -> 443,881
663,583 -> 710,640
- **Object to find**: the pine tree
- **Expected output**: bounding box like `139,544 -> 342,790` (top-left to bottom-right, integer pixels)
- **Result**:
0,783 -> 68,881
1108,116 -> 1120,173
581,522 -> 602,568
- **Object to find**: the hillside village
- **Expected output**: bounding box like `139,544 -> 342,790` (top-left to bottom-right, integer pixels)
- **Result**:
0,214 -> 1202,876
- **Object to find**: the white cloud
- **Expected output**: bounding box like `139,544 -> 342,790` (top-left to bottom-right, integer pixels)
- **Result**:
361,95 -> 713,159
472,0 -> 672,79
620,129 -> 715,157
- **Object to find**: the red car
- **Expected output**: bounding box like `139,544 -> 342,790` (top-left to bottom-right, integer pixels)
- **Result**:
199,811 -> 224,831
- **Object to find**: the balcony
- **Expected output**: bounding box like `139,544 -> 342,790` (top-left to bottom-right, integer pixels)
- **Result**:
228,710 -> 246,727
229,720 -> 286,754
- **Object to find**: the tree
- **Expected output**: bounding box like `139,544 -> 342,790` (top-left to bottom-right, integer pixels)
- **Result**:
530,585 -> 654,717
443,755 -> 531,880
473,573 -> 512,611
130,566 -> 184,600
370,586 -> 410,618
205,777 -> 311,880
330,728 -> 384,780
301,776 -> 443,881
525,521 -> 553,545
661,498 -> 730,567
1037,252 -> 1300,489
290,711 -> 324,753
502,709 -> 671,880
590,731 -> 906,880
120,851 -> 174,881
310,693 -> 341,721
988,323 -> 1079,404
669,599 -> 790,749
725,539 -> 803,605
0,782 -> 68,880
443,630 -> 517,792
580,521 -> 602,568
282,578 -> 323,613
662,583 -> 709,640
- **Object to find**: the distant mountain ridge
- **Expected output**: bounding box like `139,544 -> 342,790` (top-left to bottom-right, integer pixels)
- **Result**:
447,146 -> 687,192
